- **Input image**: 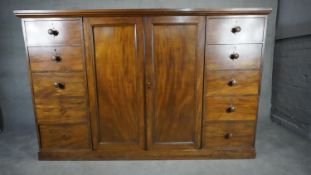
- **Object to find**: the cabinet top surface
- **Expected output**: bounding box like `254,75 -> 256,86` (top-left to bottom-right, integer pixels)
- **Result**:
14,8 -> 272,17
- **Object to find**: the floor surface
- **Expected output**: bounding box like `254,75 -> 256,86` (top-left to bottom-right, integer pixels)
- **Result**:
0,120 -> 310,175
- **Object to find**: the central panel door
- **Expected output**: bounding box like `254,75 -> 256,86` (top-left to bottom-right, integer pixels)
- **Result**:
145,16 -> 205,150
84,17 -> 145,150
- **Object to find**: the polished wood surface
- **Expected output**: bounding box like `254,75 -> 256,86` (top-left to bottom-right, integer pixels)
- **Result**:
35,98 -> 87,124
32,72 -> 86,98
206,70 -> 260,96
84,17 -> 145,150
24,19 -> 82,46
145,16 -> 205,149
39,124 -> 91,150
16,8 -> 270,160
28,46 -> 84,72
206,44 -> 262,70
204,122 -> 255,149
14,8 -> 272,17
205,96 -> 258,121
206,17 -> 265,44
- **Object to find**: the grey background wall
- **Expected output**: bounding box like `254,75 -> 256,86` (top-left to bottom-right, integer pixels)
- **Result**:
276,0 -> 311,39
0,0 -> 278,134
272,0 -> 311,139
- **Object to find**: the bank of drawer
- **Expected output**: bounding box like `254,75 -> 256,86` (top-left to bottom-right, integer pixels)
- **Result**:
39,124 -> 91,150
206,70 -> 259,96
28,46 -> 84,72
35,98 -> 87,124
206,44 -> 262,70
32,72 -> 86,98
203,122 -> 255,149
205,96 -> 258,121
206,17 -> 265,44
24,19 -> 82,45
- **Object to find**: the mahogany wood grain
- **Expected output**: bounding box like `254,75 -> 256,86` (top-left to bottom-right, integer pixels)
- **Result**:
39,124 -> 91,150
32,72 -> 86,98
206,70 -> 260,96
206,44 -> 262,70
203,122 -> 255,149
38,148 -> 256,160
145,16 -> 205,150
84,17 -> 145,150
28,46 -> 84,72
35,98 -> 87,124
206,17 -> 265,44
24,18 -> 82,46
205,96 -> 258,121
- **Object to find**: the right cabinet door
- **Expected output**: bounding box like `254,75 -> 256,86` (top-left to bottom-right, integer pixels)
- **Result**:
145,16 -> 205,150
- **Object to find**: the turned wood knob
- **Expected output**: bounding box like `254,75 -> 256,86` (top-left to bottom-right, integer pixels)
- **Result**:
232,26 -> 241,33
54,82 -> 65,89
48,29 -> 59,36
51,55 -> 62,62
224,133 -> 233,139
228,79 -> 237,86
226,105 -> 236,113
230,53 -> 239,60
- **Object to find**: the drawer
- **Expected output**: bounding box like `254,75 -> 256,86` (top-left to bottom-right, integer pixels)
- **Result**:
24,19 -> 82,45
206,44 -> 262,70
28,46 -> 84,72
39,124 -> 91,150
206,17 -> 265,44
205,96 -> 258,121
32,72 -> 86,98
35,98 -> 87,124
206,70 -> 259,96
203,122 -> 255,149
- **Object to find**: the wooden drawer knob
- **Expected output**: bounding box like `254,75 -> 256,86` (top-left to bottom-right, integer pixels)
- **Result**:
54,82 -> 65,89
51,55 -> 62,62
226,105 -> 236,113
48,29 -> 59,36
224,132 -> 233,139
230,53 -> 239,60
228,79 -> 237,86
231,26 -> 241,33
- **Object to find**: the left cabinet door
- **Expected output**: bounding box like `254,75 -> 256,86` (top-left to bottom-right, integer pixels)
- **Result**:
84,17 -> 145,150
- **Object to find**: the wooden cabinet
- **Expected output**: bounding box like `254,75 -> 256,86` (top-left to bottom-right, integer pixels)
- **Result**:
15,8 -> 271,160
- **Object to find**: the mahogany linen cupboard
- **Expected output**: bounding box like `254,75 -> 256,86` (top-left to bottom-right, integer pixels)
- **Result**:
14,8 -> 271,160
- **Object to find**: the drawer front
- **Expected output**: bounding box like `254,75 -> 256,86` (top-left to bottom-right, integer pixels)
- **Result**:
29,46 -> 84,72
25,19 -> 82,45
35,98 -> 87,124
206,17 -> 265,44
206,44 -> 262,70
206,70 -> 259,96
205,96 -> 258,121
39,124 -> 91,150
32,72 -> 86,98
204,122 -> 255,149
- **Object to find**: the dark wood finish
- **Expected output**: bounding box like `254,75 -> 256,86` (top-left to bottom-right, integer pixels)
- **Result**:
206,17 -> 265,44
32,72 -> 86,98
38,148 -> 256,160
203,122 -> 255,149
145,16 -> 205,150
206,44 -> 262,70
39,124 -> 91,150
15,8 -> 270,160
24,19 -> 82,46
205,96 -> 258,121
28,46 -> 84,72
35,98 -> 87,124
84,17 -> 145,150
206,70 -> 260,96
14,8 -> 272,17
